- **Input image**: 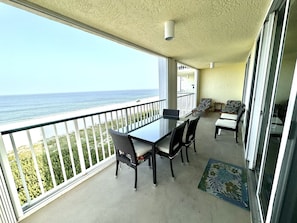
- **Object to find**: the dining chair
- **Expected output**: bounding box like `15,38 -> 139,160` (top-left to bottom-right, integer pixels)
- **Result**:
214,106 -> 245,143
182,116 -> 200,163
155,121 -> 187,179
163,108 -> 180,119
108,129 -> 152,190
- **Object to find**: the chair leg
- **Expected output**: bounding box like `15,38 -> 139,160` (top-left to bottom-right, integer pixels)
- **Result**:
193,140 -> 197,153
170,160 -> 175,178
134,168 -> 137,190
115,160 -> 119,177
214,127 -> 218,139
236,131 -> 238,143
180,149 -> 184,163
186,146 -> 189,163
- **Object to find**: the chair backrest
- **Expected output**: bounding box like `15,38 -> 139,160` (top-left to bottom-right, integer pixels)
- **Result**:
222,100 -> 242,114
184,117 -> 200,143
197,98 -> 212,111
236,105 -> 246,126
108,129 -> 137,164
169,121 -> 187,156
163,109 -> 180,119
237,104 -> 245,115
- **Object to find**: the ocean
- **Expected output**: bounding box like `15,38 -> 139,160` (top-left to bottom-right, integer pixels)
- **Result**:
0,89 -> 159,125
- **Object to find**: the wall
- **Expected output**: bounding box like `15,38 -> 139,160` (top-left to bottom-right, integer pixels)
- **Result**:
199,63 -> 246,104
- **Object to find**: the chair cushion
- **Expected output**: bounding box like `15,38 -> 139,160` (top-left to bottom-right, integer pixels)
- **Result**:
270,124 -> 283,135
132,139 -> 152,157
271,117 -> 283,125
220,113 -> 237,120
215,119 -> 236,129
155,136 -> 179,154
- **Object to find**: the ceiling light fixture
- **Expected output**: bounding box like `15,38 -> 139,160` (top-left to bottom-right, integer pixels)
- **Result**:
164,20 -> 175,41
210,62 -> 215,69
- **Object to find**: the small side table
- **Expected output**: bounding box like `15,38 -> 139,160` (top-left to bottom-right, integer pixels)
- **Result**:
214,102 -> 224,112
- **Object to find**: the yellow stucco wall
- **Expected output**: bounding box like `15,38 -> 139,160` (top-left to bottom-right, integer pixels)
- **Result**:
199,63 -> 245,104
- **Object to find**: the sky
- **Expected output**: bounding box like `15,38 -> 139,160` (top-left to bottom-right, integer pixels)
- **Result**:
0,3 -> 159,96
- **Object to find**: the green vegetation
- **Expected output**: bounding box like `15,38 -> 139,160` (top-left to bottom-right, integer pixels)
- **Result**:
8,127 -> 112,206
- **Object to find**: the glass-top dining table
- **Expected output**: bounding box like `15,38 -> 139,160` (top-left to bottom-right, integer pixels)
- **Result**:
128,117 -> 185,186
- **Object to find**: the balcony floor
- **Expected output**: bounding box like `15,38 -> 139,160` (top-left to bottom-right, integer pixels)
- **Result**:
20,112 -> 250,223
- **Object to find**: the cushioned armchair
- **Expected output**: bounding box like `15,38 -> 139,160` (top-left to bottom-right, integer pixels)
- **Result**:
221,100 -> 241,114
192,98 -> 212,115
214,105 -> 245,143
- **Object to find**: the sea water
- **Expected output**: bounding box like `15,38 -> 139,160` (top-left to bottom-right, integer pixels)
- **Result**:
0,89 -> 159,125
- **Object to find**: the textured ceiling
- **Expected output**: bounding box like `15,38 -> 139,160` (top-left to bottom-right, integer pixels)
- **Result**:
8,0 -> 273,69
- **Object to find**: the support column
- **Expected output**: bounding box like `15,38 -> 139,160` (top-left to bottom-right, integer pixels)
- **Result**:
194,69 -> 199,107
158,57 -> 177,109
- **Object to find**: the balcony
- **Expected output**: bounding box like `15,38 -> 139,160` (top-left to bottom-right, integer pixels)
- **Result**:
0,94 -> 189,219
18,112 -> 249,223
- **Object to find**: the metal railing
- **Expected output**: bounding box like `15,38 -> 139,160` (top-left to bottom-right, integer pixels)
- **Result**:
0,93 -> 194,219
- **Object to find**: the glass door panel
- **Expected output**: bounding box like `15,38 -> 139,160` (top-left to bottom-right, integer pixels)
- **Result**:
256,0 -> 292,221
272,63 -> 297,222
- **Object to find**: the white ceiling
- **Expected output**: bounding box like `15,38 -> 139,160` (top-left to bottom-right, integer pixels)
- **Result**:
6,0 -> 273,69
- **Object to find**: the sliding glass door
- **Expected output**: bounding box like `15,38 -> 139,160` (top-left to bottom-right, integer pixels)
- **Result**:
254,0 -> 293,221
245,12 -> 276,170
269,61 -> 297,222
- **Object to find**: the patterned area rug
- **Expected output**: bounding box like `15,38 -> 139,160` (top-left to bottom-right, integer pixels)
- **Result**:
198,159 -> 249,210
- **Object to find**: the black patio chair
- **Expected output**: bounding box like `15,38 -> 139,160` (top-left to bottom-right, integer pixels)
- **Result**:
182,116 -> 200,162
163,108 -> 180,119
108,129 -> 152,190
155,121 -> 187,178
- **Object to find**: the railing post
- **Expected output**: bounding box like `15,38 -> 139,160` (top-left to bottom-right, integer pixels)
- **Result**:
41,127 -> 57,186
124,108 -> 129,132
26,130 -> 45,194
73,120 -> 86,173
53,125 -> 67,181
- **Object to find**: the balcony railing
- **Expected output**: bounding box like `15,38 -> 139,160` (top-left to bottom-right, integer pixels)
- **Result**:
177,92 -> 195,116
0,93 -> 194,221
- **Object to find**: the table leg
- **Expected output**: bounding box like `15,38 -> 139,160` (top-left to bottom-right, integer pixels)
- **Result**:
152,145 -> 157,186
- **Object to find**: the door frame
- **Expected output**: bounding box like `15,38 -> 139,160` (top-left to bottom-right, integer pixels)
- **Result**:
254,1 -> 290,221
245,12 -> 276,170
